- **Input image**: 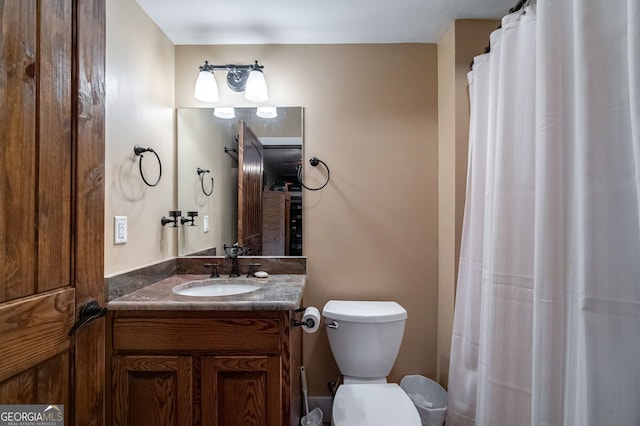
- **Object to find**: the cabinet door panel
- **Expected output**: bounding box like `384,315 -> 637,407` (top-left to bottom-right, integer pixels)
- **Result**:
113,356 -> 192,426
202,356 -> 281,426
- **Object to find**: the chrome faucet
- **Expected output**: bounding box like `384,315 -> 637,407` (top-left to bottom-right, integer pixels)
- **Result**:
224,243 -> 245,277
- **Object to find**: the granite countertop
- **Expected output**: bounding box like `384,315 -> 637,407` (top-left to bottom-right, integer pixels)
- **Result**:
107,274 -> 305,311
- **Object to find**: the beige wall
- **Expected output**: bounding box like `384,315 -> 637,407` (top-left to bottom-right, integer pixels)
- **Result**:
177,44 -> 440,395
106,0 -> 500,398
105,0 -> 176,276
436,20 -> 498,387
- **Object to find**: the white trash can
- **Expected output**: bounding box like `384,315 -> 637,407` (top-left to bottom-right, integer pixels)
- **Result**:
400,375 -> 447,426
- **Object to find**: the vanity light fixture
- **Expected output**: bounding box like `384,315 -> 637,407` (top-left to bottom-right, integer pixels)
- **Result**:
256,106 -> 278,118
213,107 -> 235,119
194,60 -> 268,103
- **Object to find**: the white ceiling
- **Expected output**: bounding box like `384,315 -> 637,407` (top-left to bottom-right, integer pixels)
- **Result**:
135,0 -> 515,45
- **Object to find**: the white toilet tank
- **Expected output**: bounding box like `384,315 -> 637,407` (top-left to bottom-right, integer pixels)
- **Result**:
323,300 -> 407,381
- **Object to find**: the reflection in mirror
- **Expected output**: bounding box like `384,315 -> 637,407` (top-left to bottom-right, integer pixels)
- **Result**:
177,107 -> 303,257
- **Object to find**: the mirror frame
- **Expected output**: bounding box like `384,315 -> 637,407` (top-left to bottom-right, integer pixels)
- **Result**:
176,106 -> 304,257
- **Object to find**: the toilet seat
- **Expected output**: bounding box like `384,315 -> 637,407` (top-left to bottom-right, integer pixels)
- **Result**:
331,383 -> 420,426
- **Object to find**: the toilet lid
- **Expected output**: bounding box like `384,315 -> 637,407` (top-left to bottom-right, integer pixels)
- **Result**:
332,384 -> 420,426
323,300 -> 407,323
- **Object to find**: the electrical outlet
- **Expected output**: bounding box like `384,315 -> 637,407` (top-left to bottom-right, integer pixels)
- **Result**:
114,216 -> 127,244
203,215 -> 209,233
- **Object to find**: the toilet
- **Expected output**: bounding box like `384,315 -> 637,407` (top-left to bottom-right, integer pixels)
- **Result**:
323,300 -> 420,426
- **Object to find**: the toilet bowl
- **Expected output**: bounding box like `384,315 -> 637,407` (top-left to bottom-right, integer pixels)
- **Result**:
323,300 -> 420,426
332,383 -> 420,426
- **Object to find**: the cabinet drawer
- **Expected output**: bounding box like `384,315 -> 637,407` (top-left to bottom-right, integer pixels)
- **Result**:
112,317 -> 281,353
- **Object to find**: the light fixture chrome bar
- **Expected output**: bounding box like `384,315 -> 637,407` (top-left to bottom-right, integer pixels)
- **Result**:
200,60 -> 264,72
195,60 -> 268,103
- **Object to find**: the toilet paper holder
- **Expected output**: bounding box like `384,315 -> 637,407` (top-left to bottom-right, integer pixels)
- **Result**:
291,306 -> 317,329
291,317 -> 316,329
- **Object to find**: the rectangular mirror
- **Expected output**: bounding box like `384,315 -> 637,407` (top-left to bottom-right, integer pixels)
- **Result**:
177,107 -> 303,257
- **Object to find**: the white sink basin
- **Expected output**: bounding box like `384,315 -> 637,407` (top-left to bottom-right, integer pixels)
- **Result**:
173,281 -> 261,297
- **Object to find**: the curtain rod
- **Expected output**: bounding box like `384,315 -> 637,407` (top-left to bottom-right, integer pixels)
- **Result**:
469,0 -> 529,69
509,0 -> 526,14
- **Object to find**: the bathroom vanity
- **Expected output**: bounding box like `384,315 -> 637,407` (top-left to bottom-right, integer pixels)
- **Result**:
106,273 -> 305,426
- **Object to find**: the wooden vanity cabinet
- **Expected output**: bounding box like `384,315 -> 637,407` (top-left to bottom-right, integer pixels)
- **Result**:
106,310 -> 302,426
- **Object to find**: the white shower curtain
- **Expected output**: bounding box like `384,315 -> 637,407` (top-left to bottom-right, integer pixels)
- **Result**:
447,1 -> 640,425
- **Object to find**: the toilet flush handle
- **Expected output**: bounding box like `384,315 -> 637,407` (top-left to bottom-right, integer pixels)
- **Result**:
326,320 -> 339,329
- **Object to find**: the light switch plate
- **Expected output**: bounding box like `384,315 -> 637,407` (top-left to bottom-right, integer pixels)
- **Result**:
114,216 -> 127,244
203,215 -> 209,233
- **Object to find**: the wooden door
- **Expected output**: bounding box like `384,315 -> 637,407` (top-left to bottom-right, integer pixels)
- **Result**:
262,191 -> 288,256
0,0 -> 105,424
201,355 -> 282,426
237,121 -> 264,255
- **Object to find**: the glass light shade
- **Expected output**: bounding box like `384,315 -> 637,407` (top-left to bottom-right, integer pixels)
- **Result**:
194,71 -> 219,103
244,69 -> 268,102
256,106 -> 278,118
213,107 -> 235,119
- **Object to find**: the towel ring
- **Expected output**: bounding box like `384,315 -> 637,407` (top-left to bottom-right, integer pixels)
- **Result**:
197,167 -> 214,196
133,145 -> 162,187
297,157 -> 330,191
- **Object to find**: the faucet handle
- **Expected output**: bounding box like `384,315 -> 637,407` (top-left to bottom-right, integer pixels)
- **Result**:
180,211 -> 198,226
246,263 -> 261,277
203,263 -> 220,278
